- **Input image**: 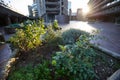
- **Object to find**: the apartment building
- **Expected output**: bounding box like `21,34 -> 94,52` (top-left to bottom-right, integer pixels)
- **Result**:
87,0 -> 120,23
28,0 -> 68,23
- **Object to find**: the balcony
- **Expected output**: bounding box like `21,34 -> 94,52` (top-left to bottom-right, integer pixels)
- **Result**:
46,2 -> 59,5
92,0 -> 113,11
47,12 -> 59,14
46,8 -> 59,11
89,6 -> 120,17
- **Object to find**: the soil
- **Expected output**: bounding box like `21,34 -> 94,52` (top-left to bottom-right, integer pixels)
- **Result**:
8,45 -> 120,80
94,51 -> 120,80
13,45 -> 60,68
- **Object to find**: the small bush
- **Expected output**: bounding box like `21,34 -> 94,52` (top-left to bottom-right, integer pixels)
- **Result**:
8,61 -> 52,80
52,20 -> 60,30
10,20 -> 46,52
52,35 -> 97,80
43,26 -> 62,46
62,28 -> 88,44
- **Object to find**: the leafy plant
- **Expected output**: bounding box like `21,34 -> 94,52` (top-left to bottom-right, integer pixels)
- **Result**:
52,34 -> 97,80
62,28 -> 89,44
8,61 -> 52,80
43,26 -> 62,46
52,20 -> 60,30
10,20 -> 46,52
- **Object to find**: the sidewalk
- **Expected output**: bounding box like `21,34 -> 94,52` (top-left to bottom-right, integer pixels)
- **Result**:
0,27 -> 12,79
0,44 -> 11,79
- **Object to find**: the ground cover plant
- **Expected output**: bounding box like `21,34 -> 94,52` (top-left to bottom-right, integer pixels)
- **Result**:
7,20 -> 120,80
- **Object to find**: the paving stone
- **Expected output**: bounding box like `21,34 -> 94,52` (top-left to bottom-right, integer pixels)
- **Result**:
0,44 -> 11,79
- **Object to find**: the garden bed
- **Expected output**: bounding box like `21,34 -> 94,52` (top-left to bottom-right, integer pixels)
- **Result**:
6,20 -> 120,80
7,45 -> 120,80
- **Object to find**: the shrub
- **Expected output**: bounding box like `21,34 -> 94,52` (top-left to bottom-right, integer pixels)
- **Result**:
61,28 -> 89,44
43,26 -> 62,46
52,35 -> 97,80
10,20 -> 45,52
8,61 -> 52,80
52,20 -> 60,30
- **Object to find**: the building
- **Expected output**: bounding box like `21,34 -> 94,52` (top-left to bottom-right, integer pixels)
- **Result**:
71,13 -> 77,20
87,0 -> 120,23
28,0 -> 69,23
68,1 -> 71,15
68,1 -> 71,20
76,8 -> 83,21
28,0 -> 46,18
0,0 -> 28,26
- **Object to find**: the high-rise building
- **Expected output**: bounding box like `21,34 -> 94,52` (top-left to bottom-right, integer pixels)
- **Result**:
87,0 -> 120,23
28,0 -> 68,22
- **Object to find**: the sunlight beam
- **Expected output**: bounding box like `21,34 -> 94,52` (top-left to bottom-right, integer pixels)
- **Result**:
82,5 -> 90,14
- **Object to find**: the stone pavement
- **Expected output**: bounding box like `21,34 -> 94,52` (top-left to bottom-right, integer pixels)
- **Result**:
0,27 -> 12,79
0,44 -> 11,79
60,21 -> 120,59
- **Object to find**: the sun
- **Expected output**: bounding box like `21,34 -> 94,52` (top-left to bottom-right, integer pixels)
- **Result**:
82,5 -> 90,14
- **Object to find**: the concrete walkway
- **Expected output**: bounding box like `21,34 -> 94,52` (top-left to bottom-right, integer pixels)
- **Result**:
60,21 -> 120,58
0,27 -> 12,79
0,44 -> 11,79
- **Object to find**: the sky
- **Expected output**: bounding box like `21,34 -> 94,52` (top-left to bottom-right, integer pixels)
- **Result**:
10,0 -> 33,16
11,0 -> 89,16
68,0 -> 89,12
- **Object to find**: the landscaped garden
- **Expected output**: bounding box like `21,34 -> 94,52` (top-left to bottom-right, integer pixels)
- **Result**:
6,19 -> 120,80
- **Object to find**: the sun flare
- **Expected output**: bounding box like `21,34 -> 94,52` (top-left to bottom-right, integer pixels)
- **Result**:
82,5 -> 90,14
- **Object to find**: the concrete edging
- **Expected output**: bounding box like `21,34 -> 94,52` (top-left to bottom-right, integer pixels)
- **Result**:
93,45 -> 120,60
93,45 -> 120,80
107,69 -> 120,80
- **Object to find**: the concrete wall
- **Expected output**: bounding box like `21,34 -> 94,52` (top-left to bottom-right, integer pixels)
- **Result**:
55,15 -> 69,24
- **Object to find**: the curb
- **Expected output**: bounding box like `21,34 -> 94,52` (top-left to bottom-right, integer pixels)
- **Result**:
107,69 -> 120,80
1,48 -> 18,79
93,45 -> 120,80
93,45 -> 120,60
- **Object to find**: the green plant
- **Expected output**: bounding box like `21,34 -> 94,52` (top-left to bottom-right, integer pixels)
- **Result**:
8,65 -> 34,80
8,61 -> 52,80
10,20 -> 45,51
34,61 -> 52,80
38,18 -> 45,28
62,28 -> 89,44
52,35 -> 97,80
52,20 -> 60,30
43,26 -> 62,46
